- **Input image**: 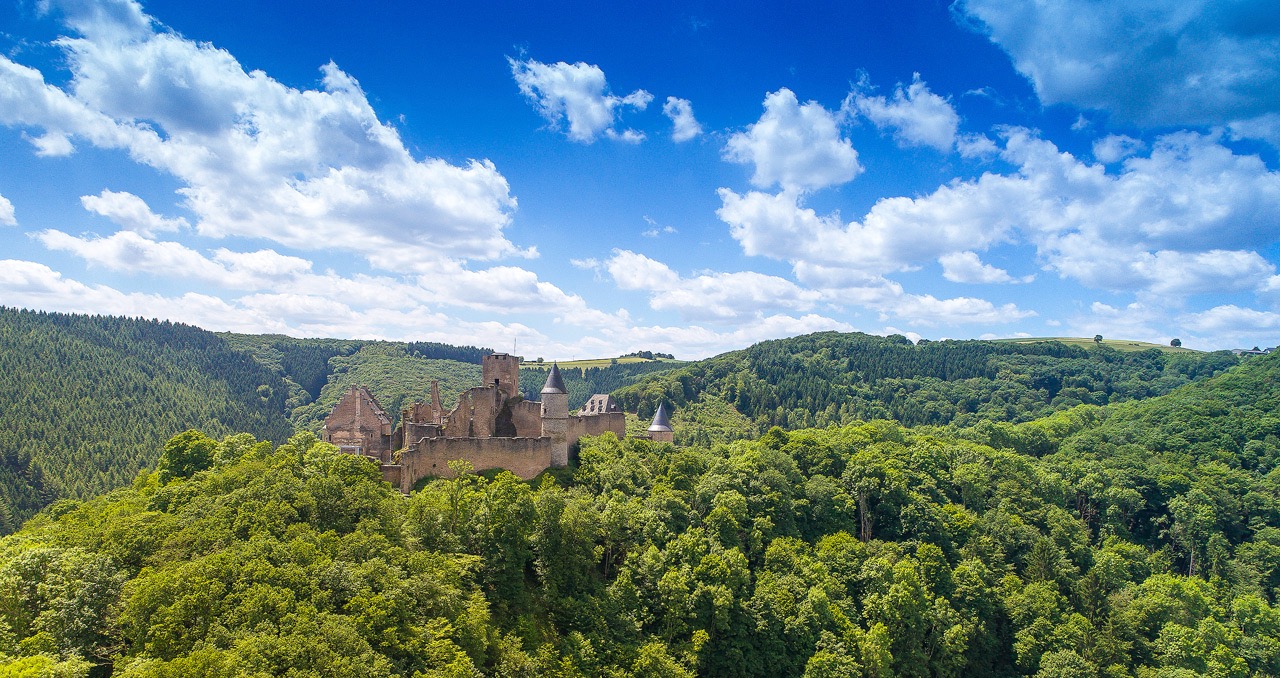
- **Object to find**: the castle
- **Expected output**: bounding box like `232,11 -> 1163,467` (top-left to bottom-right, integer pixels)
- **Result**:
323,353 -> 669,492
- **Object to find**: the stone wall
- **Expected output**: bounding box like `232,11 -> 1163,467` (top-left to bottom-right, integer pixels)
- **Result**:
380,464 -> 402,488
444,387 -> 502,438
511,400 -> 543,437
402,401 -> 437,426
648,430 -> 674,444
568,412 -> 626,445
395,436 -> 554,491
400,420 -> 443,447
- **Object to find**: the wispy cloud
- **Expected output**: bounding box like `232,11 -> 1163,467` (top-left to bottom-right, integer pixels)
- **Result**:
958,0 -> 1280,146
641,215 -> 677,237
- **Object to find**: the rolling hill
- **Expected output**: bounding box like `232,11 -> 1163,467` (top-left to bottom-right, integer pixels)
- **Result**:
0,312 -> 1245,534
613,331 -> 1239,445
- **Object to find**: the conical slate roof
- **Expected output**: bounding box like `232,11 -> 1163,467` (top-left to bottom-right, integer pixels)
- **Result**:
647,402 -> 673,432
541,362 -> 567,394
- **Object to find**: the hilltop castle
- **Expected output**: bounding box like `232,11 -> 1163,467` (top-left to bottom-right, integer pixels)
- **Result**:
323,353 -> 667,492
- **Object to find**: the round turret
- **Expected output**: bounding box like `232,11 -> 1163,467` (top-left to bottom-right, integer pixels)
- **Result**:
647,402 -> 674,443
540,363 -> 569,466
541,362 -> 567,395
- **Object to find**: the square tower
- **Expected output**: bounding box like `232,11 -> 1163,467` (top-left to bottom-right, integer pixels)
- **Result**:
482,353 -> 520,399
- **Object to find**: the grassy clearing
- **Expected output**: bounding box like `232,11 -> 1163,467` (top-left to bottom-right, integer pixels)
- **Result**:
991,337 -> 1197,353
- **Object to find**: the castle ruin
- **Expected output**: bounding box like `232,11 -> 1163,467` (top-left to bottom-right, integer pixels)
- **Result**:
323,353 -> 643,492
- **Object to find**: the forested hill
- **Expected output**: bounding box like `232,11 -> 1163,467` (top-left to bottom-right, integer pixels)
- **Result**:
614,331 -> 1238,442
4,354 -> 1280,675
223,334 -> 688,430
218,334 -> 482,433
0,308 -> 294,531
220,334 -> 497,415
518,360 -> 686,410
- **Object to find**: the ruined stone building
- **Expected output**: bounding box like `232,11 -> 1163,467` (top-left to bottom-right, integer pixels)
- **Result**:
322,385 -> 393,460
323,353 -> 638,493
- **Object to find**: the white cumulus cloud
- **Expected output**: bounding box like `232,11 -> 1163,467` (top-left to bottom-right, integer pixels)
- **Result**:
662,96 -> 702,142
1066,301 -> 1280,350
35,224 -> 623,330
892,294 -> 1035,326
606,249 -> 822,322
0,258 -> 276,334
0,256 -> 569,346
1229,113 -> 1280,149
718,127 -> 1280,298
602,313 -> 855,360
723,88 -> 862,193
509,58 -> 652,143
1182,305 -> 1280,335
36,229 -> 311,289
80,189 -> 188,236
957,0 -> 1280,138
0,0 -> 521,268
0,193 -> 15,226
1092,135 -> 1145,164
847,73 -> 959,152
956,133 -> 998,159
211,248 -> 314,281
939,251 -> 1032,284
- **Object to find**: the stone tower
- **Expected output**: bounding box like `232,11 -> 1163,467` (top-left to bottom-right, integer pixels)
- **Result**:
648,402 -> 674,443
482,353 -> 520,400
540,363 -> 569,467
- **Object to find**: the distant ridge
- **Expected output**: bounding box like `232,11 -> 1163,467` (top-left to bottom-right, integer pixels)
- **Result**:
613,331 -> 1237,445
0,314 -> 1243,531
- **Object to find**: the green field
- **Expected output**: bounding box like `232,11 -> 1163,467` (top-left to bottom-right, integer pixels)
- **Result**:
521,356 -> 683,369
992,336 -> 1197,352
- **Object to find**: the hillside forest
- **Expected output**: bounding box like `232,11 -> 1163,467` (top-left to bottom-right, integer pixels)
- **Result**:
2,349 -> 1280,676
0,309 -> 295,531
0,309 -> 1242,531
0,310 -> 687,528
615,332 -> 1238,445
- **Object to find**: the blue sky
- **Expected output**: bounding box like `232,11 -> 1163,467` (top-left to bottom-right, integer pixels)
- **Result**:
2,0 -> 1279,359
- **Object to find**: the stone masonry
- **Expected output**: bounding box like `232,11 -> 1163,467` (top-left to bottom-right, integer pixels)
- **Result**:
324,385 -> 394,463
324,354 -> 631,493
